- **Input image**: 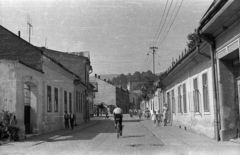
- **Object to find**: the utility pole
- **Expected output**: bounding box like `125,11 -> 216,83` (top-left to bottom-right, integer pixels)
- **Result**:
149,46 -> 158,112
149,46 -> 158,75
27,14 -> 33,43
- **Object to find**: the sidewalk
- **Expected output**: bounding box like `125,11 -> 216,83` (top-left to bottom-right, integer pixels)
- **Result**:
137,117 -> 240,154
0,117 -> 100,146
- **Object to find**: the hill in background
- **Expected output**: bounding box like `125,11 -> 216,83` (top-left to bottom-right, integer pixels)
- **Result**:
90,71 -> 162,91
111,70 -> 160,91
90,74 -> 119,81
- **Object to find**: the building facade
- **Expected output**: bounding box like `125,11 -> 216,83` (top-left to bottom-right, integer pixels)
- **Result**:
0,26 -> 92,137
39,48 -> 93,122
197,0 -> 240,141
127,80 -> 139,110
146,1 -> 240,141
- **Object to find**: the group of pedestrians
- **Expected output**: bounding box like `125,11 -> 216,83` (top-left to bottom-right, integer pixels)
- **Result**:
150,103 -> 168,127
64,111 -> 76,130
129,109 -> 143,120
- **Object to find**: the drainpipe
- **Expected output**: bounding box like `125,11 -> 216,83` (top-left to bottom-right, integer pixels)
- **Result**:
197,45 -> 211,60
198,32 -> 220,141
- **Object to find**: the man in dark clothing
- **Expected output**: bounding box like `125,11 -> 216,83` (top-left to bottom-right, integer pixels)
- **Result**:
69,112 -> 75,130
64,111 -> 69,129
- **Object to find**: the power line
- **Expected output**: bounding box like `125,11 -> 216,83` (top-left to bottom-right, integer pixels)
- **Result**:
150,0 -> 169,47
153,0 -> 174,47
157,0 -> 179,45
157,0 -> 183,47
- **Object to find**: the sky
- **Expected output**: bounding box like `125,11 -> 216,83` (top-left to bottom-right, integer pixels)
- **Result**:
0,0 -> 213,75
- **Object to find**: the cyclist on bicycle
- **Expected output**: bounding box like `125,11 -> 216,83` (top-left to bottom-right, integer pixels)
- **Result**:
113,105 -> 123,135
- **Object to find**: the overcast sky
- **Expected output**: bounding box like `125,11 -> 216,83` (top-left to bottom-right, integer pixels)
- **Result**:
0,0 -> 212,75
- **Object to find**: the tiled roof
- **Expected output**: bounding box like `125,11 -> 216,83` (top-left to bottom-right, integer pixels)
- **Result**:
0,25 -> 43,72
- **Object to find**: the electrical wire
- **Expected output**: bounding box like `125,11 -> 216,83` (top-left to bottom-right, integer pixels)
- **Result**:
153,0 -> 174,47
150,0 -> 169,47
157,0 -> 183,47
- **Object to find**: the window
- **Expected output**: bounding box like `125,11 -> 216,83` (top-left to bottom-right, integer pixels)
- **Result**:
202,73 -> 210,112
54,88 -> 58,112
64,91 -> 67,112
80,93 -> 83,112
183,84 -> 187,113
24,84 -> 31,106
178,86 -> 182,113
69,92 -> 72,113
171,89 -> 175,113
78,92 -> 81,112
193,78 -> 200,112
47,85 -> 52,112
76,91 -> 78,111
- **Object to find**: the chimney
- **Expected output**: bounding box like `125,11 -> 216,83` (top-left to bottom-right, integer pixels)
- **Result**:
98,76 -> 100,79
18,31 -> 21,38
95,74 -> 97,78
104,79 -> 106,82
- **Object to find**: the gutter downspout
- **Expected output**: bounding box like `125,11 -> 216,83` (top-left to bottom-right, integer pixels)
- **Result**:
197,45 -> 211,60
198,33 -> 220,141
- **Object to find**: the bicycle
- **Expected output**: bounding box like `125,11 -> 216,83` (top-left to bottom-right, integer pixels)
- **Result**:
115,118 -> 122,138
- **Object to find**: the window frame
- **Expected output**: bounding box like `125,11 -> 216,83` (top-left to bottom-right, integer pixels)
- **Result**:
64,91 -> 67,112
182,83 -> 187,113
47,85 -> 52,112
69,92 -> 72,113
178,85 -> 182,114
202,72 -> 210,113
54,87 -> 58,112
171,89 -> 175,113
193,78 -> 200,113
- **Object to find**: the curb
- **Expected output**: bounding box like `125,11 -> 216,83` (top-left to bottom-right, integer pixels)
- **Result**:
133,116 -> 168,146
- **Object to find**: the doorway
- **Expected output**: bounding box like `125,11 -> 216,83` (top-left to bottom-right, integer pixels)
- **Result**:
24,84 -> 31,134
24,83 -> 38,134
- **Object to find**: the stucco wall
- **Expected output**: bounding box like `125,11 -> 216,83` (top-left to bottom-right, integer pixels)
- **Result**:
42,56 -> 77,132
0,60 -> 17,113
91,77 -> 116,108
164,57 -> 215,139
0,60 -> 44,137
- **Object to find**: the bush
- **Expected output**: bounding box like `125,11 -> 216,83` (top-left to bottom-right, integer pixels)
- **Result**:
0,110 -> 20,141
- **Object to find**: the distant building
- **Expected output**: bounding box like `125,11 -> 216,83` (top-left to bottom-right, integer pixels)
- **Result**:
127,80 -> 139,110
90,74 -> 130,113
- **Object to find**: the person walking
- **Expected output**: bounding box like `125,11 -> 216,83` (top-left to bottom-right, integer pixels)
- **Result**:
151,111 -> 157,126
156,110 -> 161,126
64,111 -> 69,129
163,104 -> 168,126
145,108 -> 150,120
138,109 -> 142,120
105,110 -> 109,119
73,113 -> 77,126
69,112 -> 75,130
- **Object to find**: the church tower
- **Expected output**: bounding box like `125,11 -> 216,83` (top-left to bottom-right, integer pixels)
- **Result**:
127,79 -> 132,91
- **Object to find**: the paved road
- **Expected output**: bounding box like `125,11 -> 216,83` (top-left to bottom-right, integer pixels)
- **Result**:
0,115 -> 166,155
0,114 -> 240,155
